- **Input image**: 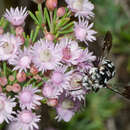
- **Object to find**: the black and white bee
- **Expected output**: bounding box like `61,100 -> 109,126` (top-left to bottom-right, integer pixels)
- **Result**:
82,58 -> 116,92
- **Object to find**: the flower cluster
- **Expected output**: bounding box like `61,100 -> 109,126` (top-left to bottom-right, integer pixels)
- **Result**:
0,0 -> 115,130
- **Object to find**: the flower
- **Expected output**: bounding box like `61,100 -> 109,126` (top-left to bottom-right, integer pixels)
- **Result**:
42,80 -> 61,99
17,85 -> 43,110
0,33 -> 22,61
0,93 -> 16,124
67,72 -> 86,100
55,93 -> 82,122
51,65 -> 72,90
9,47 -> 32,72
31,39 -> 62,73
65,0 -> 94,19
4,7 -> 28,26
57,38 -> 82,65
74,18 -> 97,44
76,48 -> 96,72
15,110 -> 40,130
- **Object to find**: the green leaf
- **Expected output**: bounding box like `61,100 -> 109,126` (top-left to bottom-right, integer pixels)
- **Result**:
29,11 -> 39,25
44,8 -> 51,30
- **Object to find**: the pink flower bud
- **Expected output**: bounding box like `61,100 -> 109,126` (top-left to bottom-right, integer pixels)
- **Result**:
16,72 -> 26,83
45,32 -> 54,41
0,27 -> 4,35
16,26 -> 24,36
57,7 -> 66,17
6,85 -> 12,92
12,83 -> 21,93
9,75 -> 15,82
46,0 -> 57,11
0,77 -> 8,86
47,98 -> 58,107
30,65 -> 38,75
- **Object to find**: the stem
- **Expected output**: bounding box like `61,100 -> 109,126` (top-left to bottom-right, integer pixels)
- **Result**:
3,62 -> 7,77
50,11 -> 53,33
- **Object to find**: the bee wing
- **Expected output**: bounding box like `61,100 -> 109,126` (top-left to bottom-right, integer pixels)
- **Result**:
88,31 -> 112,58
103,31 -> 113,57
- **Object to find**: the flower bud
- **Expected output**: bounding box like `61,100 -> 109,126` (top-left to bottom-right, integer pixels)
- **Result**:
12,83 -> 21,93
6,85 -> 12,92
30,65 -> 38,75
16,26 -> 24,36
57,7 -> 66,17
9,75 -> 15,82
0,77 -> 8,86
16,72 -> 26,83
46,0 -> 57,11
45,32 -> 54,41
47,98 -> 58,107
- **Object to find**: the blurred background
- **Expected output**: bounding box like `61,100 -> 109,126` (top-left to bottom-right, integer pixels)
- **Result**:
0,0 -> 130,130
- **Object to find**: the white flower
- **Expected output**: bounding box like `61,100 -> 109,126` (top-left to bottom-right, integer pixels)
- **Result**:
57,38 -> 82,65
0,93 -> 16,124
66,0 -> 94,19
74,18 -> 97,44
9,47 -> 32,72
31,39 -> 62,73
0,33 -> 22,61
4,7 -> 28,26
17,85 -> 43,110
15,110 -> 40,130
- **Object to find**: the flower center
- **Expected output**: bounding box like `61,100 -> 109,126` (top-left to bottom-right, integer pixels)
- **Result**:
76,27 -> 87,40
51,72 -> 63,84
20,56 -> 31,67
0,99 -> 5,111
39,49 -> 52,62
62,47 -> 72,60
62,99 -> 74,109
2,42 -> 14,54
21,111 -> 33,124
70,74 -> 82,88
72,0 -> 83,10
20,91 -> 32,104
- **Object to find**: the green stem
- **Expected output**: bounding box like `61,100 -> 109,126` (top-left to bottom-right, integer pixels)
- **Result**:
3,62 -> 7,77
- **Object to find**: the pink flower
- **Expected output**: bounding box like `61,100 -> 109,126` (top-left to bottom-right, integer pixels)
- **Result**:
42,80 -> 61,99
32,39 -> 62,73
57,38 -> 82,65
51,65 -> 72,90
17,85 -> 43,110
9,47 -> 32,72
74,18 -> 97,45
67,72 -> 86,100
0,93 -> 16,124
4,7 -> 28,26
55,94 -> 82,122
0,33 -> 22,61
65,0 -> 94,19
15,110 -> 40,130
